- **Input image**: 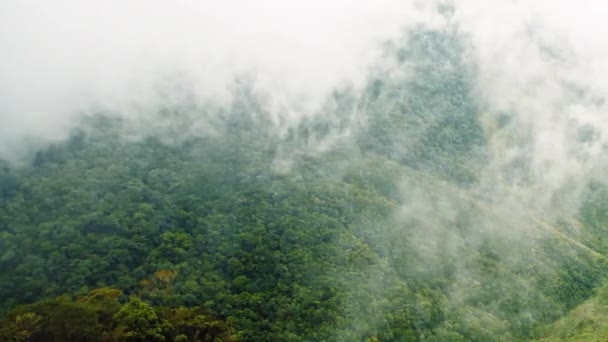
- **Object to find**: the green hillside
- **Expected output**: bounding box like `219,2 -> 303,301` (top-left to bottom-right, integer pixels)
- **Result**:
1,29 -> 607,341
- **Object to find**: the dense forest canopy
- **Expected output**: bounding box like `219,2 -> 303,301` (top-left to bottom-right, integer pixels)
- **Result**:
2,3 -> 608,342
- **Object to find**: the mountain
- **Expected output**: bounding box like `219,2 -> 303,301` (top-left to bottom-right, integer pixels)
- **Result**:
1,29 -> 607,341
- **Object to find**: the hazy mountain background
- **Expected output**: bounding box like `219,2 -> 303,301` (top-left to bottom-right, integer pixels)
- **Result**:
2,1 -> 608,341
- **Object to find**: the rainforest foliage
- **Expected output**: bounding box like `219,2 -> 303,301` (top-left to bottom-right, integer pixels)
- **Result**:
2,30 -> 608,341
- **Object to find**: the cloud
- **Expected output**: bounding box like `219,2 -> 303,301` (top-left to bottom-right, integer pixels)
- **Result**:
450,0 -> 608,215
1,0 -> 607,215
0,0 -> 445,159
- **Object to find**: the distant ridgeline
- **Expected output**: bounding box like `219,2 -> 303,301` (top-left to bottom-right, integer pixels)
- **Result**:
1,29 -> 608,341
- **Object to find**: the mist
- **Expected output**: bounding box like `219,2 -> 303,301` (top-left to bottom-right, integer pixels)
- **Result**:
0,0 -> 441,156
2,1 -> 607,199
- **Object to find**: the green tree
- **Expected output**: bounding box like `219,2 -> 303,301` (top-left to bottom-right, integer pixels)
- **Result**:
114,296 -> 169,341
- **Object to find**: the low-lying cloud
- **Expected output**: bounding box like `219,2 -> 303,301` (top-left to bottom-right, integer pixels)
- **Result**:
0,0 -> 443,156
2,0 -> 608,214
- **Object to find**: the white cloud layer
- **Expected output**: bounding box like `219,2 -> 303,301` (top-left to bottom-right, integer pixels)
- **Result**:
1,0 -> 608,210
0,0 -> 442,152
452,1 -> 608,215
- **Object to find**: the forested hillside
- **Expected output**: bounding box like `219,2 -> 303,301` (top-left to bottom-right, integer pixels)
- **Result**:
2,28 -> 608,342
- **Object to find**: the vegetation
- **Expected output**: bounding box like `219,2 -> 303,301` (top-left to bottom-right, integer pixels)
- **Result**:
0,288 -> 233,341
1,29 -> 608,341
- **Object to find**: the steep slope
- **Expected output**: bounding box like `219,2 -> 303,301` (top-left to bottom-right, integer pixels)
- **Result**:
1,28 -> 608,341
